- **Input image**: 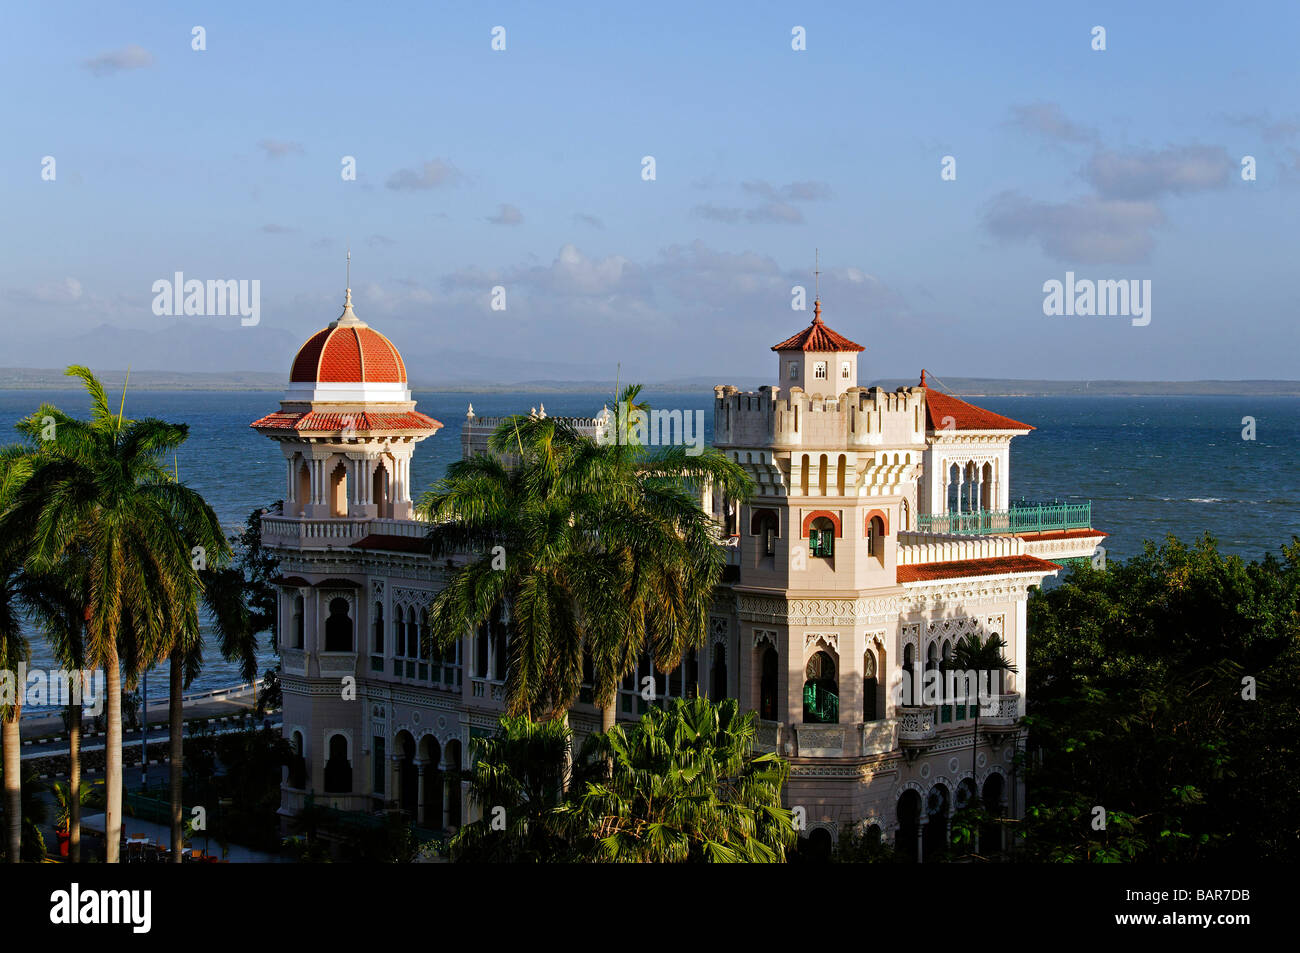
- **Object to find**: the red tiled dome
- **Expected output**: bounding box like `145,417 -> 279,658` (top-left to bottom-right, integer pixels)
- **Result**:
288,292 -> 407,384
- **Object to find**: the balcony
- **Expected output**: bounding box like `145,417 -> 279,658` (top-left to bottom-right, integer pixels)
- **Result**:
261,514 -> 429,548
859,718 -> 899,757
897,706 -> 937,745
917,501 -> 1091,536
755,720 -> 783,754
978,692 -> 1022,729
793,723 -> 845,757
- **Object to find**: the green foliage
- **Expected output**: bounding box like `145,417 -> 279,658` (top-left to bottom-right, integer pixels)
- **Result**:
452,697 -> 796,863
1023,534 -> 1300,861
419,386 -> 754,721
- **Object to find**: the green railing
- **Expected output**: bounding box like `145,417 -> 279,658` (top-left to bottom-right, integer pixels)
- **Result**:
917,501 -> 1091,536
802,683 -> 839,724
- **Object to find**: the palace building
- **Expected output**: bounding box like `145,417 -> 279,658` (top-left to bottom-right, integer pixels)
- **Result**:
253,286 -> 1105,858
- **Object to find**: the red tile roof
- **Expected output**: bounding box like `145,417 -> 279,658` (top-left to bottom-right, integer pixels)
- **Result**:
290,325 -> 408,384
250,410 -> 442,433
924,388 -> 1034,432
897,554 -> 1059,583
771,302 -> 865,353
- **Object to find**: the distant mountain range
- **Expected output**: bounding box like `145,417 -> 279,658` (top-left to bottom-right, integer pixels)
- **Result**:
1,367 -> 1298,396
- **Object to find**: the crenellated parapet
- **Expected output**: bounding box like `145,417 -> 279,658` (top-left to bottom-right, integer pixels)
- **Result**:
714,384 -> 926,453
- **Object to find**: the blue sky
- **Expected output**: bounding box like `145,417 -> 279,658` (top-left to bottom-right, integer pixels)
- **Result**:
3,1 -> 1298,383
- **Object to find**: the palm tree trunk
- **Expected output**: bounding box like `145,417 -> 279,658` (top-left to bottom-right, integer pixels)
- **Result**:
970,708 -> 979,855
169,647 -> 184,863
2,705 -> 21,862
67,703 -> 81,862
104,648 -> 122,863
600,703 -> 616,733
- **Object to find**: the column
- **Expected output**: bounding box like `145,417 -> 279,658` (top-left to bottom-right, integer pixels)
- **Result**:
955,468 -> 964,516
285,459 -> 295,503
415,760 -> 426,824
389,754 -> 403,809
442,775 -> 452,829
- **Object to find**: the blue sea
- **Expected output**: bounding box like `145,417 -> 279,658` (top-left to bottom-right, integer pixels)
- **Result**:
3,388 -> 1298,700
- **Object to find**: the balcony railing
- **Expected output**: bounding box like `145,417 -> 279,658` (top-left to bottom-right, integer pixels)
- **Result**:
917,501 -> 1091,536
897,705 -> 937,744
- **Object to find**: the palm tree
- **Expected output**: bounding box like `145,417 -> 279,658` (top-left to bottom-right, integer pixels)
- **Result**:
560,697 -> 795,862
11,565 -> 88,861
8,367 -> 226,862
419,387 -> 752,729
0,447 -> 33,863
951,630 -> 1018,847
165,564 -> 258,862
449,715 -> 575,862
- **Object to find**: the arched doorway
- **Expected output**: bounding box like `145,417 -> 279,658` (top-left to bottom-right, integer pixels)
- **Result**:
323,734 -> 351,793
896,790 -> 921,862
981,773 -> 1005,855
396,732 -> 417,815
803,651 -> 838,723
445,740 -> 463,828
419,736 -> 443,827
924,784 -> 950,862
803,827 -> 833,862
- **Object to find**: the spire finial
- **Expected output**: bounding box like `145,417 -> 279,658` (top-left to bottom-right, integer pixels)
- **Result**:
812,249 -> 822,322
920,369 -> 927,387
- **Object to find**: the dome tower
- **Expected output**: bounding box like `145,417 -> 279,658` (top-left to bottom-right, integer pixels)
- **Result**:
252,286 -> 441,522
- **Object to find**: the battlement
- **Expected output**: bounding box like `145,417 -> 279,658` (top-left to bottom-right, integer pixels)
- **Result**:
713,384 -> 926,451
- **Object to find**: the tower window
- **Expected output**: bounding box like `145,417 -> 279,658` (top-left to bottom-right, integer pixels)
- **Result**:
809,516 -> 836,558
788,362 -> 799,380
814,361 -> 827,380
841,362 -> 851,379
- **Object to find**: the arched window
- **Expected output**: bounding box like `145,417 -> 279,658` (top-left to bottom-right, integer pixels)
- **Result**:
751,508 -> 779,558
800,454 -> 810,495
407,606 -> 422,660
492,611 -> 507,681
902,643 -> 916,706
759,646 -> 778,721
393,608 -> 407,659
813,361 -> 827,380
809,516 -> 836,558
818,454 -> 828,496
982,774 -> 1005,854
373,602 -> 384,653
840,361 -> 851,380
296,461 -> 311,516
292,595 -> 304,650
323,734 -> 351,793
324,598 -> 352,652
863,649 -> 880,722
901,498 -> 911,532
288,731 -> 307,789
328,461 -> 348,518
711,643 -> 727,700
803,651 -> 839,724
867,515 -> 885,562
